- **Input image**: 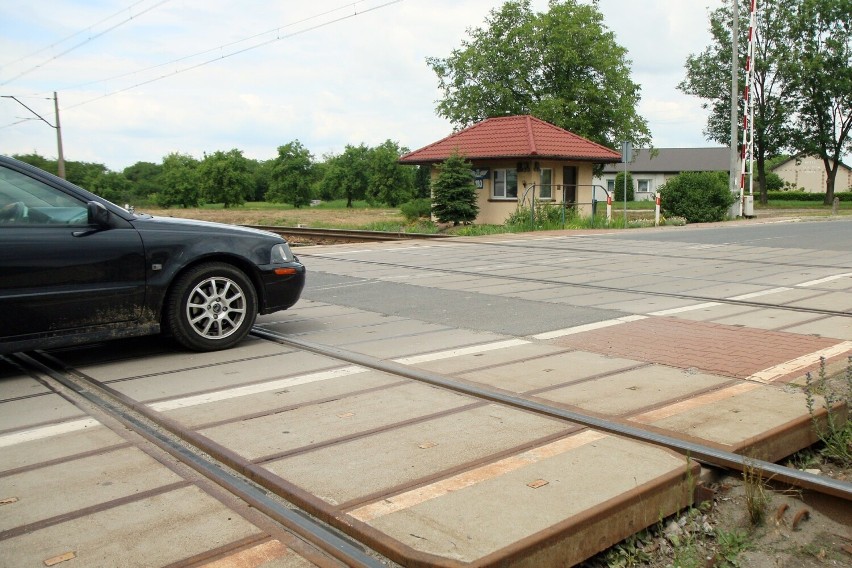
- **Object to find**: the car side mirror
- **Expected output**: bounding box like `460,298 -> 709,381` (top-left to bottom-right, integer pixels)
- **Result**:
87,201 -> 111,227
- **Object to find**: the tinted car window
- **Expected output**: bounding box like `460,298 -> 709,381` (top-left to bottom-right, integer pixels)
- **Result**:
0,167 -> 88,224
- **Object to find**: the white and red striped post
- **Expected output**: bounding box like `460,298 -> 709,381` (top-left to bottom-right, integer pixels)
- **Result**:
738,0 -> 758,216
654,192 -> 661,226
606,193 -> 612,223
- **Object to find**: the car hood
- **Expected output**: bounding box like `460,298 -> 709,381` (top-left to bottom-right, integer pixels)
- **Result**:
130,215 -> 283,240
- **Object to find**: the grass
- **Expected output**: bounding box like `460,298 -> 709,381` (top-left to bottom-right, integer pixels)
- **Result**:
803,356 -> 852,467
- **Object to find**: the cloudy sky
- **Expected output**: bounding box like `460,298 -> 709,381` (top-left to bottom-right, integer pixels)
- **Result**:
1,0 -> 726,171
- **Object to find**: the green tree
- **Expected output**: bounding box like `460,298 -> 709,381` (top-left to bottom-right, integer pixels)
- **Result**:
679,0 -> 793,204
613,171 -> 634,202
268,140 -> 313,208
123,161 -> 164,202
367,140 -> 414,207
319,144 -> 370,207
11,153 -> 53,173
246,158 -> 272,202
158,153 -> 201,208
783,0 -> 852,204
660,171 -> 736,223
88,171 -> 132,204
427,0 -> 651,150
414,165 -> 432,199
431,152 -> 479,225
198,149 -> 252,208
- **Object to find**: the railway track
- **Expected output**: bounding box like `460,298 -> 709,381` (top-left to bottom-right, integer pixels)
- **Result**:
4,224 -> 851,567
243,225 -> 451,244
5,322 -> 851,566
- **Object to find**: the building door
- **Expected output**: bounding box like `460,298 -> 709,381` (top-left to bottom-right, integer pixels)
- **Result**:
563,166 -> 577,206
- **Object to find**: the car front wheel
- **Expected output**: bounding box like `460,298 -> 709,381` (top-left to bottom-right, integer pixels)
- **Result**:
166,262 -> 258,351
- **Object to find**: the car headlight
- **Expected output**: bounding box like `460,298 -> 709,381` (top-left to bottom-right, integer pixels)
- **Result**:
270,243 -> 295,263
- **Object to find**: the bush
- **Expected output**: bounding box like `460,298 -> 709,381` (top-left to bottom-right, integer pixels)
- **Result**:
659,171 -> 735,223
613,171 -> 634,202
400,198 -> 433,221
764,172 -> 784,191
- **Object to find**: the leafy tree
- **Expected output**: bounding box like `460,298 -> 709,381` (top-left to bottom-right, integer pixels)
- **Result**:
414,165 -> 432,199
198,149 -> 252,208
246,158 -> 272,202
613,171 -> 634,202
431,152 -> 479,225
427,0 -> 651,150
319,144 -> 370,207
88,171 -> 133,204
783,0 -> 852,204
158,153 -> 201,208
11,153 -> 53,173
268,141 -> 313,208
679,0 -> 794,204
367,140 -> 414,207
660,171 -> 736,223
123,161 -> 164,202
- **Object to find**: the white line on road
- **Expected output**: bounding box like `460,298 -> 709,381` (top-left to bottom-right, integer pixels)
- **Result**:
796,273 -> 852,287
532,315 -> 648,340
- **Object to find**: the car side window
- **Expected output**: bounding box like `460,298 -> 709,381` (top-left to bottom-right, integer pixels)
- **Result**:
0,166 -> 89,225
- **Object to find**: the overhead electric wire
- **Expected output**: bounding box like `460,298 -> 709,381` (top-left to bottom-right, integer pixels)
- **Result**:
0,0 -> 173,87
62,0 -> 405,111
63,1 -> 379,92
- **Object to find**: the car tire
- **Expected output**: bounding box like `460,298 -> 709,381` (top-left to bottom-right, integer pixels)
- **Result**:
165,262 -> 258,351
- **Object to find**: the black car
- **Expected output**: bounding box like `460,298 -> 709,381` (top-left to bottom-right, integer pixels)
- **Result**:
0,155 -> 305,354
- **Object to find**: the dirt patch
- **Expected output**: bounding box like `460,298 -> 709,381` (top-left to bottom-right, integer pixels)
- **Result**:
578,467 -> 852,568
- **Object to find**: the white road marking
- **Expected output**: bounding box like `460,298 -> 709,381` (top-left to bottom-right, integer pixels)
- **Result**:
796,273 -> 852,287
727,287 -> 792,300
648,302 -> 721,316
0,418 -> 100,448
532,315 -> 647,340
395,339 -> 530,365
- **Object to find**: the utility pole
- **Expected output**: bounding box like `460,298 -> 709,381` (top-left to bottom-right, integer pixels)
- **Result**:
1,91 -> 66,179
729,0 -> 740,216
54,92 -> 66,179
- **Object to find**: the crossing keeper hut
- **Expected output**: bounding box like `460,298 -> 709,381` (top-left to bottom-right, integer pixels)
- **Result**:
399,115 -> 622,225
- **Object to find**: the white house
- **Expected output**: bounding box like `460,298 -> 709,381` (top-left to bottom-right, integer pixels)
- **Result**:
593,147 -> 733,201
771,155 -> 852,193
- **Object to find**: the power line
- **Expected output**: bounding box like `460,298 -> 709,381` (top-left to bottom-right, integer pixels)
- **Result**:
0,0 -> 173,87
62,1 -> 377,92
62,0 -> 405,111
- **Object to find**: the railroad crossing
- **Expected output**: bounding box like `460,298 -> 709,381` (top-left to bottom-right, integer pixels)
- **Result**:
2,219 -> 851,567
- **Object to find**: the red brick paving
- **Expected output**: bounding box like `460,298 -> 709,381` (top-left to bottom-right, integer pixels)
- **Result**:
552,317 -> 842,379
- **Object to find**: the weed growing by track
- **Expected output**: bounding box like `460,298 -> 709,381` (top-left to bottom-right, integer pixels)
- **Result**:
803,356 -> 852,467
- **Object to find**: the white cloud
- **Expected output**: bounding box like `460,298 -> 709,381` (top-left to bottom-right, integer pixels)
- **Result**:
1,0 -> 725,170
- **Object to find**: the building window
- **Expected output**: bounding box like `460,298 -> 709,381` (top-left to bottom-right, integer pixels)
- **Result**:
606,179 -> 615,193
637,179 -> 652,193
492,169 -> 518,199
540,168 -> 552,200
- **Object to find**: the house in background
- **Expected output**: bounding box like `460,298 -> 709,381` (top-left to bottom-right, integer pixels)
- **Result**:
771,155 -> 852,193
399,115 -> 621,224
594,147 -> 733,201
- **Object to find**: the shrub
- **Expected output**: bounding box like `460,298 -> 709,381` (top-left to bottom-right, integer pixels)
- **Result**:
613,171 -> 635,202
400,198 -> 433,221
764,171 -> 784,191
659,171 -> 735,223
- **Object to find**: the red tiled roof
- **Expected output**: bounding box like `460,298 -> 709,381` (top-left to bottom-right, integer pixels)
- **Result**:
399,115 -> 622,164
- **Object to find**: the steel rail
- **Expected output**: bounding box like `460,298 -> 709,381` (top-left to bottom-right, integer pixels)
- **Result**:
243,225 -> 450,242
298,254 -> 852,319
251,327 -> 852,502
13,352 -> 388,568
